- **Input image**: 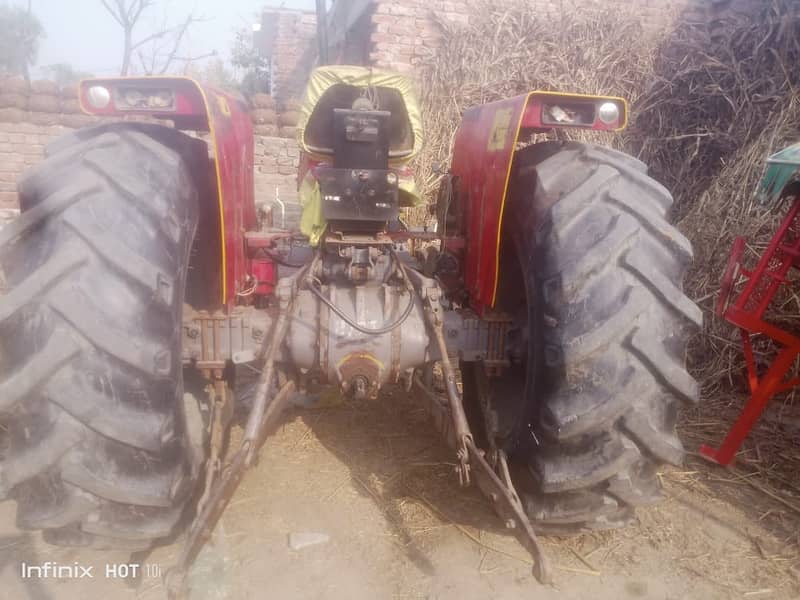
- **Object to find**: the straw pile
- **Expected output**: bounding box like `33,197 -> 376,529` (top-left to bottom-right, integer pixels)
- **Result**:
631,0 -> 800,489
629,0 -> 800,388
631,0 -> 800,217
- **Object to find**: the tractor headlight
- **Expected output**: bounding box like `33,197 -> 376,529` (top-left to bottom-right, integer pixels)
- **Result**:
598,102 -> 620,125
86,85 -> 111,109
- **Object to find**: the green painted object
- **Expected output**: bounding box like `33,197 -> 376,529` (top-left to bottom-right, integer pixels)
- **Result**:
756,142 -> 800,206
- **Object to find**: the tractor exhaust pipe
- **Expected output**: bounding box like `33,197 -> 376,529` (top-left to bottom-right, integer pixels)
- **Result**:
315,0 -> 329,66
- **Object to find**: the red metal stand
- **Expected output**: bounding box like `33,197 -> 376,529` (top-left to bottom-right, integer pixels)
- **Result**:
701,197 -> 800,466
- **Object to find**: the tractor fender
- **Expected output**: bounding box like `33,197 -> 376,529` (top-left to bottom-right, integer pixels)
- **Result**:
78,77 -> 256,308
450,91 -> 627,315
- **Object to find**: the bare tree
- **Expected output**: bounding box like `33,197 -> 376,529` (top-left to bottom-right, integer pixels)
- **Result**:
100,0 -> 203,75
134,12 -> 213,75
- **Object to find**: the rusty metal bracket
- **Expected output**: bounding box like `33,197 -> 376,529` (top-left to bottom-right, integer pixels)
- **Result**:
195,380 -> 233,518
418,279 -> 473,486
165,379 -> 295,599
467,440 -> 552,584
166,262 -> 313,599
242,260 -> 313,464
413,374 -> 552,584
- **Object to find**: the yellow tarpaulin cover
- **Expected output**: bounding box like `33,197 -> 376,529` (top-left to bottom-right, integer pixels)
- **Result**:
296,65 -> 424,161
296,66 -> 424,245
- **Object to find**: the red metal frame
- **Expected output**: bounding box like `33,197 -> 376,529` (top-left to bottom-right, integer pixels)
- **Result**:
701,196 -> 800,465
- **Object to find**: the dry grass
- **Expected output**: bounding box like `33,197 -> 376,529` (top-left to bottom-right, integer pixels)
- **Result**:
632,0 -> 800,493
637,0 -> 800,386
630,0 -> 800,217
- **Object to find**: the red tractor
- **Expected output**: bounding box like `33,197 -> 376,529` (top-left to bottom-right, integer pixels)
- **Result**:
0,66 -> 700,588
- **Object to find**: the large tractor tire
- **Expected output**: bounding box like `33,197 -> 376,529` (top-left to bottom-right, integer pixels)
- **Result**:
487,141 -> 703,533
0,124 -> 203,549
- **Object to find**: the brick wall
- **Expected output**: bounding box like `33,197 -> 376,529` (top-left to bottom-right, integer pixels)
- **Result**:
257,8 -> 318,108
0,122 -> 70,210
0,80 -> 301,215
253,134 -> 302,227
367,0 -> 696,74
0,120 -> 300,215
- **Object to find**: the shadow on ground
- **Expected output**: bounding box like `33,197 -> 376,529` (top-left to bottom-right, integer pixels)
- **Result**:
287,384 -> 512,576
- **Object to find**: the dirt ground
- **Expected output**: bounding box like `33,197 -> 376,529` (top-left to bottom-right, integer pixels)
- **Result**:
1,386 -> 799,600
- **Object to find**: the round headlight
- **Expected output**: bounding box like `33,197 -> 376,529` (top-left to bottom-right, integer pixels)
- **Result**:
598,102 -> 620,125
87,86 -> 111,109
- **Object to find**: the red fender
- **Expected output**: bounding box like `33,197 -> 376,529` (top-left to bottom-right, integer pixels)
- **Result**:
450,91 -> 627,315
79,77 -> 255,308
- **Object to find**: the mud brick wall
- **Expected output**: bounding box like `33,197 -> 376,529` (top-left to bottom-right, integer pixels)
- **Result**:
253,135 -> 302,228
0,119 -> 301,215
0,122 -> 71,210
0,79 -> 89,209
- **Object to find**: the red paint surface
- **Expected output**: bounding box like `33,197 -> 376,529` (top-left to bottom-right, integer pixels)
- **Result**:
202,85 -> 256,307
450,94 -> 527,315
250,257 -> 277,296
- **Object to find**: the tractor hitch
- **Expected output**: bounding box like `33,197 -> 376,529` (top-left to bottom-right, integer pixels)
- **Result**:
466,440 -> 552,585
416,286 -> 553,585
412,374 -> 552,585
165,379 -> 295,599
166,266 -> 309,599
168,249 -> 554,593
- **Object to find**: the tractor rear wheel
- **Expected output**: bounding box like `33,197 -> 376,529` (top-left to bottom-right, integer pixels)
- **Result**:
0,124 -> 205,549
485,141 -> 702,533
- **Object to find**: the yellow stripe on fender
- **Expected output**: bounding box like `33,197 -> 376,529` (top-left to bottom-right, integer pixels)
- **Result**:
191,81 -> 229,305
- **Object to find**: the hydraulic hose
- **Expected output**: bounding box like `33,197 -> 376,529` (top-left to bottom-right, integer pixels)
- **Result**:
306,250 -> 416,335
307,278 -> 415,335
